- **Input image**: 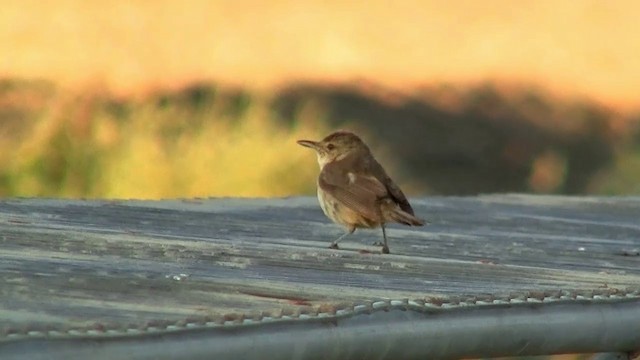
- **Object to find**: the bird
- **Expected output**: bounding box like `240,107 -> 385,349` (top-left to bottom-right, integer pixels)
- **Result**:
297,130 -> 425,254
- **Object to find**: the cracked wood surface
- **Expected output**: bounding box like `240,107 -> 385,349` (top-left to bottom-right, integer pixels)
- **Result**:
1,195 -> 639,333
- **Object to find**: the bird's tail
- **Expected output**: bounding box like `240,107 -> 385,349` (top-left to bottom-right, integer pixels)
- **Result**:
389,208 -> 426,226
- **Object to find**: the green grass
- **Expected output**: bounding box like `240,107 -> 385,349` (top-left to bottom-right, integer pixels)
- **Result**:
1,79 -> 639,198
0,80 -> 329,198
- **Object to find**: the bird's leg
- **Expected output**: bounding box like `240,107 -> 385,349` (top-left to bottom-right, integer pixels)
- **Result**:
380,223 -> 389,254
372,200 -> 390,253
330,227 -> 355,249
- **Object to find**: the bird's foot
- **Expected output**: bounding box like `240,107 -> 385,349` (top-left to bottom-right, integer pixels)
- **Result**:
329,242 -> 340,250
373,241 -> 390,253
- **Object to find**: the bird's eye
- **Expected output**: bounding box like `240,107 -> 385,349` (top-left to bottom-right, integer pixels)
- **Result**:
327,143 -> 335,150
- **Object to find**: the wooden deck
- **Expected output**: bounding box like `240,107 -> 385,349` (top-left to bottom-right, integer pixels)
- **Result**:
1,195 -> 639,359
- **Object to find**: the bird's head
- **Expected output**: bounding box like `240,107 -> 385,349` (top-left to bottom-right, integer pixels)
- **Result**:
297,131 -> 369,168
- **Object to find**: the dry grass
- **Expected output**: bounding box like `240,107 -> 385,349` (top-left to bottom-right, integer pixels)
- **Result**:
1,79 -> 639,199
2,1 -> 640,198
101,101 -> 328,198
0,82 -> 331,198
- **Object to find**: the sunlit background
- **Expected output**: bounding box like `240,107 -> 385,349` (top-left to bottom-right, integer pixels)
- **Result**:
2,0 -> 639,198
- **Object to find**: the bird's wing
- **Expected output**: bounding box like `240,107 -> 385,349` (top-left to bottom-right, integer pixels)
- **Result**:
367,158 -> 415,215
318,162 -> 388,221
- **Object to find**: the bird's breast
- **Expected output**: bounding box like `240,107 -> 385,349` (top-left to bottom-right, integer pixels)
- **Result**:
316,186 -> 334,220
316,185 -> 380,229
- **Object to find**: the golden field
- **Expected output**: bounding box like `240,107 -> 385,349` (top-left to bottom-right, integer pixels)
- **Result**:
1,1 -> 639,198
3,0 -> 640,108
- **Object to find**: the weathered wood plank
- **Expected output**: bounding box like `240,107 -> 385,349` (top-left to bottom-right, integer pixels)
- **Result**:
0,195 -> 639,359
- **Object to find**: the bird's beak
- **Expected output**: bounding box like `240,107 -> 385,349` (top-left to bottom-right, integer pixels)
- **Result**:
297,139 -> 320,150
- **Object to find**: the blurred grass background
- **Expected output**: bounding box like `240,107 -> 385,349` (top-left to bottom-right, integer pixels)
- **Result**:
1,0 -> 640,199
1,78 -> 638,198
0,80 -> 328,198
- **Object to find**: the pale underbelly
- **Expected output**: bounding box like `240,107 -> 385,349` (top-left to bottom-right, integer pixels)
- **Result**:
317,188 -> 379,228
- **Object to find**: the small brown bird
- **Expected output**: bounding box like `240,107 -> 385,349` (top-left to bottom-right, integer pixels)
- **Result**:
297,131 -> 425,254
